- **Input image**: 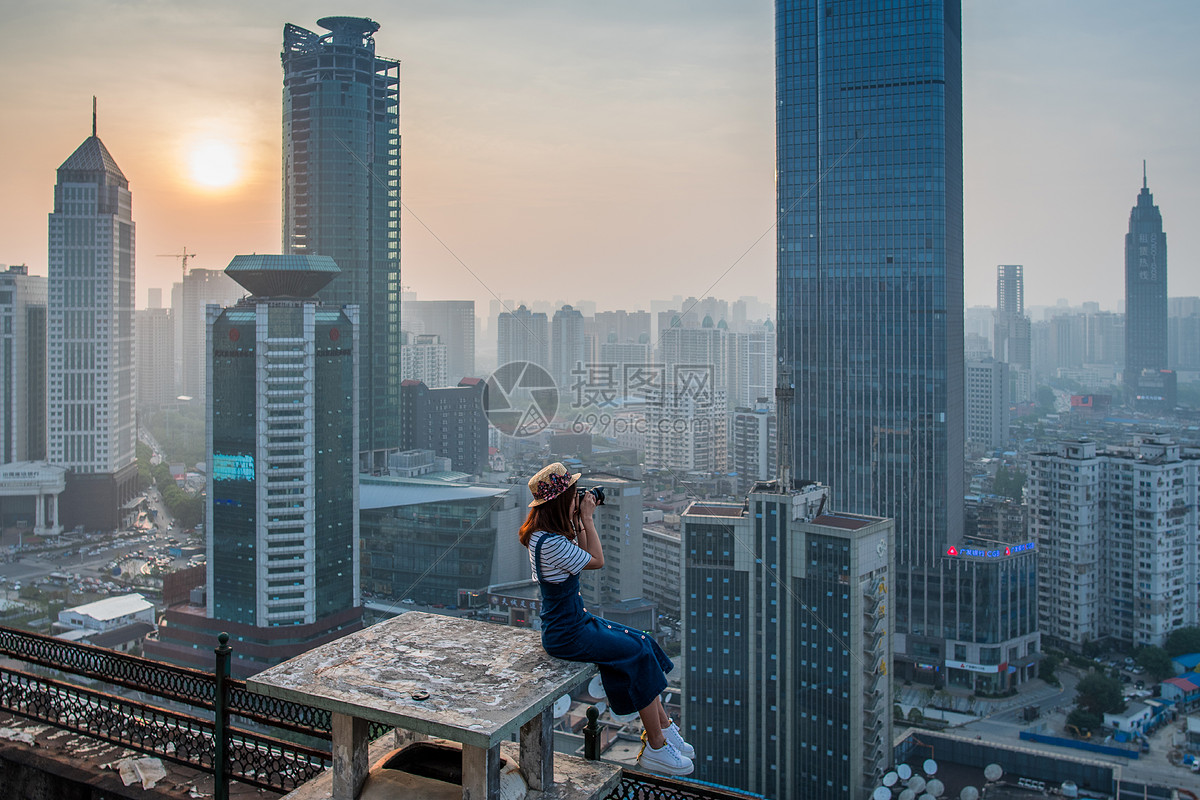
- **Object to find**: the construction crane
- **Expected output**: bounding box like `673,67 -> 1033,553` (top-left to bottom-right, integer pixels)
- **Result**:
158,247 -> 197,278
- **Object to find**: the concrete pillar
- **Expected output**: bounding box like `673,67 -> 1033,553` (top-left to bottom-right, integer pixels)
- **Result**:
33,492 -> 44,531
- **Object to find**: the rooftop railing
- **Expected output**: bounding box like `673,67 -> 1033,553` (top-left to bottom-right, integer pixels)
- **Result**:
0,624 -> 750,800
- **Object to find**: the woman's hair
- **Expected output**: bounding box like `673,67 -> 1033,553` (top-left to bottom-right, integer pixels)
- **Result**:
519,487 -> 576,547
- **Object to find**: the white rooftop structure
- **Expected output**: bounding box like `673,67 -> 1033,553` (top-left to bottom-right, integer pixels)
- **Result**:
359,476 -> 507,510
57,593 -> 154,632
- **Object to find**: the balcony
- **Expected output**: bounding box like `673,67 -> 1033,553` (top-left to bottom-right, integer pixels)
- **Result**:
0,622 -> 749,800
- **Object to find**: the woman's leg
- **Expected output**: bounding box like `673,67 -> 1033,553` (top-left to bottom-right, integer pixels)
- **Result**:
639,699 -> 667,749
657,699 -> 670,729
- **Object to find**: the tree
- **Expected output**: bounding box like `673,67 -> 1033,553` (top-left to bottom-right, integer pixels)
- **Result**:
1036,386 -> 1056,410
151,461 -> 203,529
993,465 -> 1026,499
1067,708 -> 1103,733
136,441 -> 154,492
1136,646 -> 1176,681
1039,653 -> 1060,683
1074,673 -> 1125,716
1165,627 -> 1200,657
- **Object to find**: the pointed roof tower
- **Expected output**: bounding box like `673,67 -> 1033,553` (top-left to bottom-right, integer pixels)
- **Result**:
57,99 -> 127,188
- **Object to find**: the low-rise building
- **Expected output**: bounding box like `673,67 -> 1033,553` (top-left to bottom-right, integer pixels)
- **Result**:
360,475 -> 524,606
1104,702 -> 1152,734
55,593 -> 155,634
1162,676 -> 1200,713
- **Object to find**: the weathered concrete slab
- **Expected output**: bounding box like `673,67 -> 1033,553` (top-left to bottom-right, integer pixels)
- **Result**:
247,612 -> 596,749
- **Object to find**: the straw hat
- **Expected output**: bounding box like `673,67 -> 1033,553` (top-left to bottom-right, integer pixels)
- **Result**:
527,462 -> 582,507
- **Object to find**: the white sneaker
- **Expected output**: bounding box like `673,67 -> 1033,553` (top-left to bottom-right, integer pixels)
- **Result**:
662,722 -> 695,759
637,739 -> 694,776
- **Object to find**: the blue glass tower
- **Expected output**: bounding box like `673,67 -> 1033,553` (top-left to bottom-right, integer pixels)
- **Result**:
1124,165 -> 1170,407
283,17 -> 401,471
777,1 -> 964,668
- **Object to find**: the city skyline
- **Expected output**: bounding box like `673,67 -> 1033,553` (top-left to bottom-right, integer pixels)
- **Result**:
0,1 -> 1196,314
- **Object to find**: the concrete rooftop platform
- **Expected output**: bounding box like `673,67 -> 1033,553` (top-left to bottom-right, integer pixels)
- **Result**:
248,612 -> 597,750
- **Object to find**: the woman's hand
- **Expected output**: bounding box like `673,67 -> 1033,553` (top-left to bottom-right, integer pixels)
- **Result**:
578,490 -> 597,519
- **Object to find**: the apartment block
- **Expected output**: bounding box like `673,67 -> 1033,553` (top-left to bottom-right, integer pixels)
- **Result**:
1031,435 -> 1200,650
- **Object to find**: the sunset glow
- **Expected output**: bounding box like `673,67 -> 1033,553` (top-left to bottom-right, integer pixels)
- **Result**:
188,140 -> 241,189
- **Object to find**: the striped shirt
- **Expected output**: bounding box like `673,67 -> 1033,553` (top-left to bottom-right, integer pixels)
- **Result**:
528,531 -> 592,584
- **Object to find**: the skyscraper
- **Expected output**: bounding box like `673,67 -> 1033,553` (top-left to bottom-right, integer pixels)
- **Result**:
550,304 -> 586,396
206,255 -> 360,675
283,17 -> 401,471
0,265 -> 47,463
47,117 -> 138,529
135,306 -> 174,415
172,268 -> 241,403
399,378 -> 489,476
681,484 -> 893,797
1124,165 -> 1170,407
496,304 -> 549,369
965,358 -> 1009,450
994,264 -> 1031,370
776,0 -> 965,679
401,299 -> 476,383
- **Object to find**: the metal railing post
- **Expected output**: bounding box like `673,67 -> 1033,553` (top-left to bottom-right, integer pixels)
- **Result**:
583,705 -> 600,761
214,632 -> 231,800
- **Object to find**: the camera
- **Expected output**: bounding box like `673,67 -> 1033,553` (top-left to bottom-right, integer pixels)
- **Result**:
577,486 -> 606,506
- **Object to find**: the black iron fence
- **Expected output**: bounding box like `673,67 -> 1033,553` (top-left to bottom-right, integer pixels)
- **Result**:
0,627 -> 330,794
0,625 -> 747,800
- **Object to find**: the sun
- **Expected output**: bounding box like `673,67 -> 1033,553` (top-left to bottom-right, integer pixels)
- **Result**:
188,140 -> 241,189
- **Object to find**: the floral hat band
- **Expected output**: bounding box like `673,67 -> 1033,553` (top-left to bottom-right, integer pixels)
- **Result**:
528,463 -> 582,507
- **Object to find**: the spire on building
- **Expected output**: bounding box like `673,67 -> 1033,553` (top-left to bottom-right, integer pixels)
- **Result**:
92,96 -> 97,138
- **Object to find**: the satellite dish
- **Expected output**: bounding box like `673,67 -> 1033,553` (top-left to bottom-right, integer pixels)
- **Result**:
960,787 -> 980,800
586,674 -> 606,699
984,764 -> 1003,782
552,694 -> 571,718
899,790 -> 916,800
663,692 -> 673,705
897,764 -> 913,781
926,778 -> 944,797
873,787 -> 892,800
908,776 -> 927,794
610,709 -> 639,723
884,772 -> 899,787
919,794 -> 935,800
923,759 -> 939,776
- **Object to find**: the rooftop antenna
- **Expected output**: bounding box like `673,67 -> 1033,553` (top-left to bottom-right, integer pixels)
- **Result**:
1143,159 -> 1147,189
92,96 -> 97,138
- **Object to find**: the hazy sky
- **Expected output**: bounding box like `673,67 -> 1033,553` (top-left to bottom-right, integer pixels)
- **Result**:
0,1 -> 1196,314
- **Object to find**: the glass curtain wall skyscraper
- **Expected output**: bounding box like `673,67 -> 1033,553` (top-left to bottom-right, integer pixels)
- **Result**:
777,0 -> 964,674
282,17 -> 401,471
1124,165 -> 1170,407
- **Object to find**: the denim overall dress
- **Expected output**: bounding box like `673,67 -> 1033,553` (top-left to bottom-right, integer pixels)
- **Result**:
534,532 -> 672,716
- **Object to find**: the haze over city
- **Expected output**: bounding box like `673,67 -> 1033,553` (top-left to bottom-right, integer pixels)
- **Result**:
0,0 -> 1196,312
8,1 -> 1200,797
